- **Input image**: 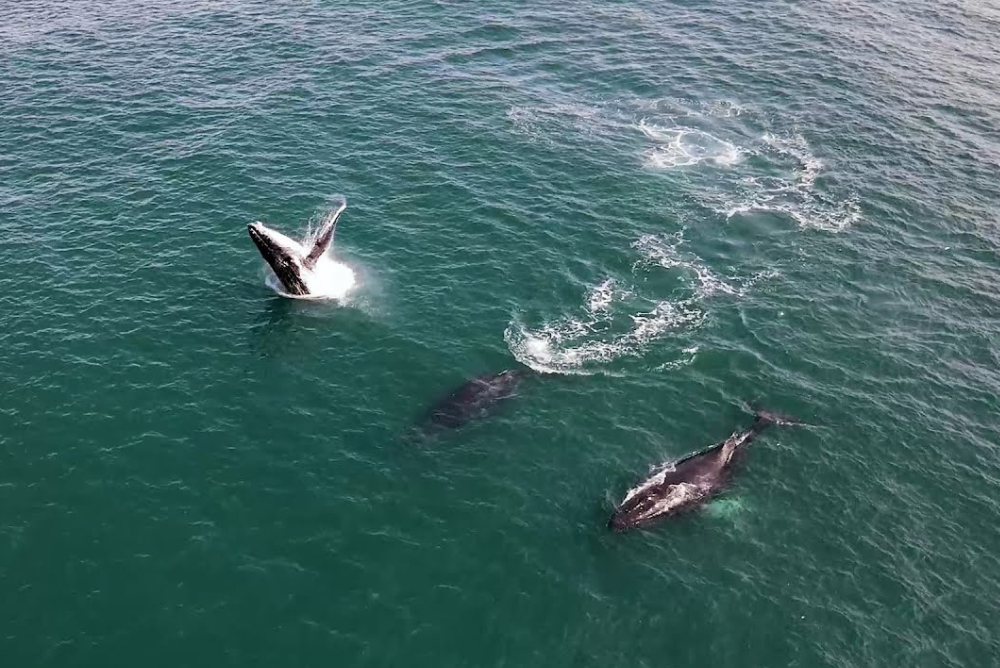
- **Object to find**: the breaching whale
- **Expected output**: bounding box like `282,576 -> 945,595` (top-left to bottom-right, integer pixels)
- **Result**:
419,369 -> 530,432
608,409 -> 798,532
247,201 -> 346,296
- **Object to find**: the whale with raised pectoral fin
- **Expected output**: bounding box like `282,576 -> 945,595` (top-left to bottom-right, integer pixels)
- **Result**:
608,409 -> 800,532
247,201 -> 347,297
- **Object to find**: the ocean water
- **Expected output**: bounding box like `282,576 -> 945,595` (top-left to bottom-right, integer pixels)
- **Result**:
2,0 -> 1000,666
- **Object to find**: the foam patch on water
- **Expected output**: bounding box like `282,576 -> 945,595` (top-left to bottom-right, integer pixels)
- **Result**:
505,274 -> 703,375
632,233 -> 777,298
720,133 -> 861,232
586,278 -> 628,312
506,232 -> 772,374
504,298 -> 704,375
639,121 -> 744,169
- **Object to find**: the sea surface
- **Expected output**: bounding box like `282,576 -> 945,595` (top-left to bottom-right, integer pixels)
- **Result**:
2,1 -> 1000,666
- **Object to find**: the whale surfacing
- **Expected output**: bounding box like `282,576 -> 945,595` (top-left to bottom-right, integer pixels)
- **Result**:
247,201 -> 347,297
419,369 -> 529,433
609,410 -> 799,532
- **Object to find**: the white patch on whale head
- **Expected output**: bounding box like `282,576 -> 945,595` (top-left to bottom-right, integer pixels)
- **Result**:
646,482 -> 707,517
623,461 -> 677,504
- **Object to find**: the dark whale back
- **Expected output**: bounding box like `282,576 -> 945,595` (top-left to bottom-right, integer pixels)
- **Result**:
608,408 -> 800,531
422,369 -> 528,431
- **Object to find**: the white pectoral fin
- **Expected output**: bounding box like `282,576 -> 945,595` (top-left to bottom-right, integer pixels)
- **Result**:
304,201 -> 347,268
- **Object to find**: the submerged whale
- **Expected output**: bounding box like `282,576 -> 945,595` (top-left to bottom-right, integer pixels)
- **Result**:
609,410 -> 798,531
419,369 -> 530,432
247,201 -> 346,296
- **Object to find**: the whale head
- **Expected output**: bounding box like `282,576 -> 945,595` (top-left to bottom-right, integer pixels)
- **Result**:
247,202 -> 346,297
247,222 -> 311,295
608,482 -> 705,532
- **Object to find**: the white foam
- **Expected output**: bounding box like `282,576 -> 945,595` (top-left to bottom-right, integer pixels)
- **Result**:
505,297 -> 703,375
507,228 -> 777,374
586,278 -> 628,313
639,121 -> 744,169
631,233 -> 777,299
263,257 -> 356,301
718,133 -> 860,232
656,346 -> 699,371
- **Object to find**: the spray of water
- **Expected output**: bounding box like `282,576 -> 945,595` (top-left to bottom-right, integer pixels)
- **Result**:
261,198 -> 357,301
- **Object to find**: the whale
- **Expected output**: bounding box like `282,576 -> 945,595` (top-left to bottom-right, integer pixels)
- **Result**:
608,410 -> 798,532
247,201 -> 345,296
419,369 -> 530,432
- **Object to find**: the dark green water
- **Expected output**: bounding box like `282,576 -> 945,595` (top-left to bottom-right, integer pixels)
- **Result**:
3,1 -> 1000,666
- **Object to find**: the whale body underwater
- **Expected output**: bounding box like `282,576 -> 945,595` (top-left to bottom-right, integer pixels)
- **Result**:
418,369 -> 530,433
609,410 -> 799,531
247,201 -> 346,296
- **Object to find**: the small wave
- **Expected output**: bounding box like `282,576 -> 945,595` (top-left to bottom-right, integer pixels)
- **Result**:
719,133 -> 860,232
507,103 -> 602,137
656,346 -> 699,371
702,100 -> 748,118
631,97 -> 749,119
639,121 -> 744,169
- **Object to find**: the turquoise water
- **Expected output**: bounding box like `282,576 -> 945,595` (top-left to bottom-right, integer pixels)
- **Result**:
3,0 -> 1000,665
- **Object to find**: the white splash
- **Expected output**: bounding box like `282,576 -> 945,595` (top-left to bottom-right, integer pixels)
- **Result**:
505,298 -> 704,375
656,346 -> 699,371
587,278 -> 625,312
259,203 -> 357,301
507,274 -> 698,373
263,257 -> 356,301
702,100 -> 748,118
639,121 -> 744,169
507,229 -> 775,374
623,461 -> 678,503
